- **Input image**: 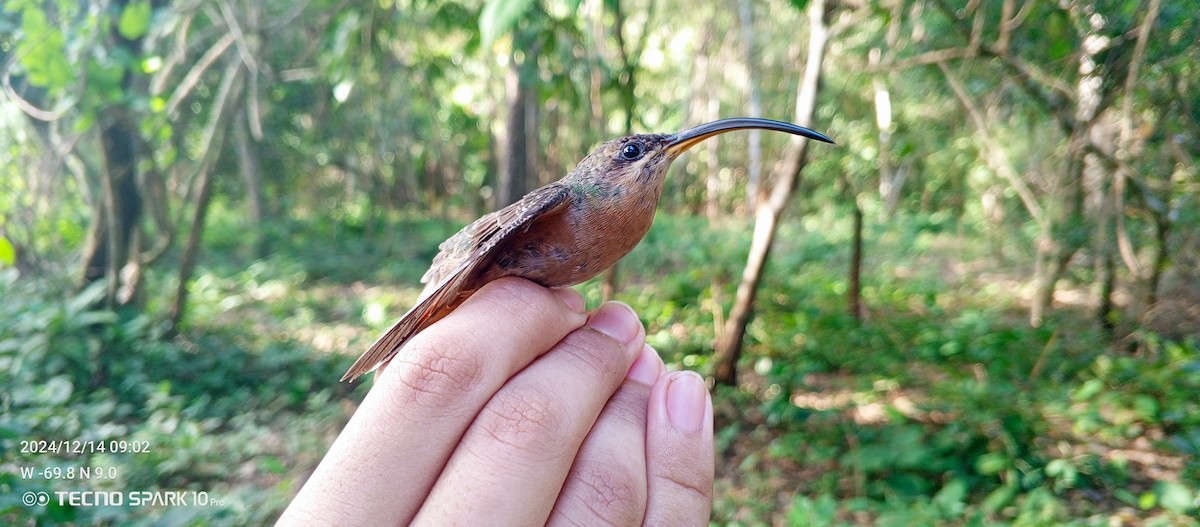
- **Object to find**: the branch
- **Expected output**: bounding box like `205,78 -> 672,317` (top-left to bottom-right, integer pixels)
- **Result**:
164,32 -> 236,115
265,0 -> 317,32
1,45 -> 72,121
1112,0 -> 1162,278
195,59 -> 245,176
150,11 -> 194,96
829,3 -> 874,37
938,61 -> 1046,229
218,0 -> 260,74
220,0 -> 265,141
1002,0 -> 1035,38
996,0 -> 1014,53
930,0 -> 1076,131
247,69 -> 263,140
968,0 -> 984,52
859,47 -> 975,72
630,0 -> 656,69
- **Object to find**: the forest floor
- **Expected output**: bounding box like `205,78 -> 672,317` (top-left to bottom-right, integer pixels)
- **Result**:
2,207 -> 1197,526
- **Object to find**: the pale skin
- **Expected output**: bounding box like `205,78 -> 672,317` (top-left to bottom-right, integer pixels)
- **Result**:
279,278 -> 714,526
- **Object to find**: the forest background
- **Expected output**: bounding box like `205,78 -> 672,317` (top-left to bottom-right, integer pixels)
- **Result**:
1,0 -> 1198,525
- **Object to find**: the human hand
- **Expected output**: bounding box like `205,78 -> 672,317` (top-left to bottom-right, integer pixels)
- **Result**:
279,277 -> 714,526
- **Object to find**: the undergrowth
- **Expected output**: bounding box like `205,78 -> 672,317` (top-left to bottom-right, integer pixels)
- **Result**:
2,206 -> 1197,525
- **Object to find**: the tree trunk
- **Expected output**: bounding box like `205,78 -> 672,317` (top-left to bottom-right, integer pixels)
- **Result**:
600,0 -> 650,301
703,113 -> 721,222
235,109 -> 267,257
689,20 -> 719,223
497,38 -> 533,208
874,3 -> 903,218
525,78 -> 541,186
872,61 -> 900,217
1098,249 -> 1116,338
713,0 -> 831,386
168,63 -> 244,329
498,76 -> 529,208
849,200 -> 864,320
79,0 -> 147,308
600,266 -> 619,302
1146,216 -> 1170,308
874,77 -> 897,217
737,0 -> 763,211
1033,4 -> 1108,327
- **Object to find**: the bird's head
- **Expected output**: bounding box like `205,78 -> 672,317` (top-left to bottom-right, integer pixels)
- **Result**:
575,118 -> 834,189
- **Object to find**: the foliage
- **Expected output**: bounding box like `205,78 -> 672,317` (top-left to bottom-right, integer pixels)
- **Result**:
0,267 -> 357,525
3,198 -> 1199,524
2,0 -> 1198,524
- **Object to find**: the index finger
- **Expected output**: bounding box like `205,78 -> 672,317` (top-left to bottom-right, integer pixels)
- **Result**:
279,278 -> 587,526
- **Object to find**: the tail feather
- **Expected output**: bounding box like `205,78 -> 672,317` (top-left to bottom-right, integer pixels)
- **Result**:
340,262 -> 472,382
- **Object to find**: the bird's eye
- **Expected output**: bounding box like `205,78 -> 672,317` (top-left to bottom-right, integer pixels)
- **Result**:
619,143 -> 644,161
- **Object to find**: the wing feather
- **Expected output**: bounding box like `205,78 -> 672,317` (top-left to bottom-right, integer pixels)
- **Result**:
341,185 -> 571,382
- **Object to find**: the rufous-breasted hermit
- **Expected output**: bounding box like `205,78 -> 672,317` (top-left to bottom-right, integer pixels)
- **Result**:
342,118 -> 833,381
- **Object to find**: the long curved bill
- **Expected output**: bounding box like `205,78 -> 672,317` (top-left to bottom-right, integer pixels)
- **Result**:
665,117 -> 835,159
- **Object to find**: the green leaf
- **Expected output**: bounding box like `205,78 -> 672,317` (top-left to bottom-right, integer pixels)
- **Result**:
1156,481 -> 1195,514
975,452 -> 1008,475
982,483 -> 1017,513
1133,394 -> 1159,422
118,0 -> 152,40
42,376 -> 74,405
260,456 -> 286,474
932,478 -> 968,509
1071,378 -> 1103,401
45,494 -> 77,522
479,0 -> 534,46
17,8 -> 74,89
1139,491 -> 1157,510
0,237 -> 14,266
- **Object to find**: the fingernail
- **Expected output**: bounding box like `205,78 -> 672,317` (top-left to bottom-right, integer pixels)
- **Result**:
586,302 -> 640,344
551,287 -> 585,314
626,344 -> 662,385
666,371 -> 707,433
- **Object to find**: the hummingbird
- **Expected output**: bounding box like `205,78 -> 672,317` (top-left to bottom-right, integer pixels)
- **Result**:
341,117 -> 833,382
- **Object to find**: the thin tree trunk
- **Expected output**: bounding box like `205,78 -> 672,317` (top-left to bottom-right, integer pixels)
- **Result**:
80,0 -> 147,308
703,103 -> 721,222
1116,0 -> 1162,317
737,0 -> 763,211
713,0 -> 830,386
600,0 -> 651,301
687,16 -> 716,222
600,266 -> 619,301
1114,0 -> 1160,278
497,39 -> 532,208
1146,216 -> 1169,307
525,81 -> 541,186
874,2 -> 902,218
98,116 -> 142,306
876,85 -> 898,216
235,109 -> 266,257
1038,4 -> 1106,327
849,200 -> 864,320
872,71 -> 897,215
168,63 -> 244,328
1098,249 -> 1116,338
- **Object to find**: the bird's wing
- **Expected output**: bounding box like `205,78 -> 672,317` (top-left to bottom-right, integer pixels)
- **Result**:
341,184 -> 572,382
422,184 -> 572,286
